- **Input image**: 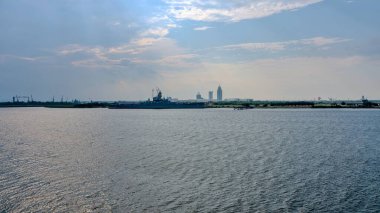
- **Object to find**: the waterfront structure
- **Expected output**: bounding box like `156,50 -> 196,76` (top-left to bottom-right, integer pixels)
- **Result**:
217,85 -> 223,102
225,98 -> 253,102
208,91 -> 213,101
110,89 -> 205,109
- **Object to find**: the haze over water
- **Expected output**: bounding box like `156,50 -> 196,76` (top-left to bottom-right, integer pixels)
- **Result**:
1,108 -> 380,212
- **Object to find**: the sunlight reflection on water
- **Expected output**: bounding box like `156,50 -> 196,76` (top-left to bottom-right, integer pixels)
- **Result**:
1,108 -> 380,212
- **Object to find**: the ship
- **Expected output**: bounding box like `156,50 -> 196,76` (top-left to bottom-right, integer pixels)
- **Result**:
109,89 -> 206,109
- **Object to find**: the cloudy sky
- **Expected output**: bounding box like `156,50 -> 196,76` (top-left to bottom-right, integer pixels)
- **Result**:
1,0 -> 379,101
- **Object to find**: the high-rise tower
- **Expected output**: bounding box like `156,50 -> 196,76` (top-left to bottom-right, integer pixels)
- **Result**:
217,85 -> 222,102
208,91 -> 213,101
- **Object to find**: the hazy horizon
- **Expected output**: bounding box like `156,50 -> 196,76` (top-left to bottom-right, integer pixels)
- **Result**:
1,0 -> 380,101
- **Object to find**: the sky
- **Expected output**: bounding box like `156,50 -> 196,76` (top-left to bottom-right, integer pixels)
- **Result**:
0,0 -> 379,101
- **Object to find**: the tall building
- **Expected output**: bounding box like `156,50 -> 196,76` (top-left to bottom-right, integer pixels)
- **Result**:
217,85 -> 223,101
208,91 -> 213,101
196,92 -> 203,100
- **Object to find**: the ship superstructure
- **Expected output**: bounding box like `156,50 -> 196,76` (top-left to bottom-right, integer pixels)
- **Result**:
109,88 -> 206,109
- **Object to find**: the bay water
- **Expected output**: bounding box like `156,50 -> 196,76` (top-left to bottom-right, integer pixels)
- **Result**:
1,108 -> 379,212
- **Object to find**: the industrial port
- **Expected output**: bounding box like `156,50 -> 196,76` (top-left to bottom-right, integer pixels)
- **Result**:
1,87 -> 379,109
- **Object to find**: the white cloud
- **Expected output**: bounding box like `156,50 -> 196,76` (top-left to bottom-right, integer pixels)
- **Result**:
148,15 -> 170,23
222,42 -> 286,51
165,0 -> 323,22
193,26 -> 212,31
108,44 -> 142,55
141,27 -> 169,37
57,44 -> 90,55
132,37 -> 163,46
167,23 -> 181,28
164,0 -> 219,6
56,37 -> 195,70
299,37 -> 351,46
0,54 -> 46,63
146,15 -> 181,39
164,0 -> 324,22
220,37 -> 350,52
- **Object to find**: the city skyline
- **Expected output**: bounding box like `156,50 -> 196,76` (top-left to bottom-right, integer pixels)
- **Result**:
1,0 -> 380,101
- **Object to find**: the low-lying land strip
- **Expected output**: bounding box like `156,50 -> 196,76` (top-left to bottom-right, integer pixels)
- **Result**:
1,100 -> 379,109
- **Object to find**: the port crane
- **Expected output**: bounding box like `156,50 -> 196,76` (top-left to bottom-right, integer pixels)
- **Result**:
12,95 -> 33,103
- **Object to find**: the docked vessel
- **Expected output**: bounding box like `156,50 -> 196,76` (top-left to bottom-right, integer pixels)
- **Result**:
109,89 -> 206,109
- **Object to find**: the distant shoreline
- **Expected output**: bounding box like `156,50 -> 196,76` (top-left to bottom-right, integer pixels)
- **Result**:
1,100 -> 379,109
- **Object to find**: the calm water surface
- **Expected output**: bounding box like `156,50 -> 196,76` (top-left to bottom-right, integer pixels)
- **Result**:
1,108 -> 380,212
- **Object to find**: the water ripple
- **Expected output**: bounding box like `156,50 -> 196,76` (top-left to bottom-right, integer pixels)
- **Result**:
1,108 -> 380,212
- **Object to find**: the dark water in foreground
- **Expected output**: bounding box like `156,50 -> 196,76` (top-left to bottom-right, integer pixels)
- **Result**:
0,108 -> 380,212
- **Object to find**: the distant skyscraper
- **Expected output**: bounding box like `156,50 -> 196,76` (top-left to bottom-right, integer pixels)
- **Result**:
217,85 -> 222,101
208,91 -> 213,101
196,92 -> 202,100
